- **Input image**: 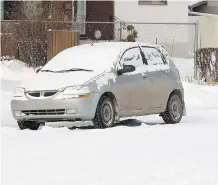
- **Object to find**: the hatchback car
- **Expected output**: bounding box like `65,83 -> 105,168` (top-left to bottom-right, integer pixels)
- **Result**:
11,42 -> 186,130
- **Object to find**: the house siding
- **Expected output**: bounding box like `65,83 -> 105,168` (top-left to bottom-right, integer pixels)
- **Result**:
114,1 -> 189,23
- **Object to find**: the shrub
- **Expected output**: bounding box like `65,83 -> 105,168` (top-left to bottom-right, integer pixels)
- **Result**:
196,48 -> 218,84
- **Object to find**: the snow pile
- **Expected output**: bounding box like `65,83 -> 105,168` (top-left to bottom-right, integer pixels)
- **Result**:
0,60 -> 35,81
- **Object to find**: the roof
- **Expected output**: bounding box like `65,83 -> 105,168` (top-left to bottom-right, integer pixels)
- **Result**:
189,0 -> 207,10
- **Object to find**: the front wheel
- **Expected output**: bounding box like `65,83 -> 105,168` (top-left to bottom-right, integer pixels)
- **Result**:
93,96 -> 115,129
17,121 -> 45,130
161,93 -> 183,124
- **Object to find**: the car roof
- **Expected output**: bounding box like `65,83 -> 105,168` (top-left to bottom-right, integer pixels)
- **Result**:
79,42 -> 159,52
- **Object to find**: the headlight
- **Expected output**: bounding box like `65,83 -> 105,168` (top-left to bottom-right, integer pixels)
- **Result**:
13,87 -> 25,97
56,86 -> 91,99
62,86 -> 90,95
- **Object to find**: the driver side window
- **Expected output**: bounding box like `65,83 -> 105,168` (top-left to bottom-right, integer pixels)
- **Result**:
120,47 -> 143,68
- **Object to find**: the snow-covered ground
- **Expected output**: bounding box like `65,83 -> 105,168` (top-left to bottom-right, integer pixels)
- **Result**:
1,60 -> 218,185
173,58 -> 194,79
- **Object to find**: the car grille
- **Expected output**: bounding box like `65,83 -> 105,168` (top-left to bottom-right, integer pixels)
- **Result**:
28,92 -> 40,97
21,109 -> 66,116
27,91 -> 57,98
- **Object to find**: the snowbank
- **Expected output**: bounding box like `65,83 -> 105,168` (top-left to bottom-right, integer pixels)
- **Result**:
0,60 -> 35,81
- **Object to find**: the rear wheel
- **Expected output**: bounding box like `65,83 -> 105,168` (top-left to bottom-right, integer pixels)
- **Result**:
17,121 -> 45,130
93,96 -> 115,129
161,93 -> 183,124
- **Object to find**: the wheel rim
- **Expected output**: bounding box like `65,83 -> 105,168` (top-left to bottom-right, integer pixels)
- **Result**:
101,102 -> 113,126
170,96 -> 182,120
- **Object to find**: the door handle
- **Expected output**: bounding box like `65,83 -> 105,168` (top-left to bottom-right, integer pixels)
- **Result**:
142,73 -> 147,79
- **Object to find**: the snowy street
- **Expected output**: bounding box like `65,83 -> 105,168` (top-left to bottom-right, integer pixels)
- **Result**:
1,61 -> 218,185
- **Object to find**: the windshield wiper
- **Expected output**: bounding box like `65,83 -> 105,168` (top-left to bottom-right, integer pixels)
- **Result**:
57,68 -> 93,73
40,68 -> 93,73
40,69 -> 56,73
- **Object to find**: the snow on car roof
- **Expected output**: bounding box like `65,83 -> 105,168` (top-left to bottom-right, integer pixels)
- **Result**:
79,42 -> 159,51
43,42 -> 160,72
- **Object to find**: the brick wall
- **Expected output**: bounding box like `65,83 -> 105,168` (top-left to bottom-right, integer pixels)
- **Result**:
86,1 -> 114,40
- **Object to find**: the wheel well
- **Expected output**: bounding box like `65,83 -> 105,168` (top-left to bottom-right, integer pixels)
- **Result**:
161,89 -> 183,115
101,92 -> 119,121
170,89 -> 182,99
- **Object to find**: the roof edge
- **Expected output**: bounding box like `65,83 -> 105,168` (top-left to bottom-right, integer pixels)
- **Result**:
188,1 -> 207,10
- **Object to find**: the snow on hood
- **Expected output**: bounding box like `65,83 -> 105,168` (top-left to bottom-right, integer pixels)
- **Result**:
20,44 -> 123,91
21,70 -> 102,91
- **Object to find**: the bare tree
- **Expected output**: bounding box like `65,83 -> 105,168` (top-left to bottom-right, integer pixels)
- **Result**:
22,1 -> 44,20
17,1 -> 50,67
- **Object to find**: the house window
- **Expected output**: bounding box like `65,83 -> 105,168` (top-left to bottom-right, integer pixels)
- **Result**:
138,0 -> 167,5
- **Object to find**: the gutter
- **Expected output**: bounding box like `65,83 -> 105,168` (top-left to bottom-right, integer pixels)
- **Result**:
189,11 -> 218,18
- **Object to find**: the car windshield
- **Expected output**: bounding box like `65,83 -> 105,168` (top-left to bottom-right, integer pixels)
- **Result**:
41,45 -> 120,72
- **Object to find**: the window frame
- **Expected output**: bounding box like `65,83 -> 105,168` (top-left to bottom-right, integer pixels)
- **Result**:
138,0 -> 167,6
118,46 -> 145,68
141,46 -> 167,65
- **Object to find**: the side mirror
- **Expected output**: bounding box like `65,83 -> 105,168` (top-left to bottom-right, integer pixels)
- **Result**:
117,65 -> 135,75
36,67 -> 42,73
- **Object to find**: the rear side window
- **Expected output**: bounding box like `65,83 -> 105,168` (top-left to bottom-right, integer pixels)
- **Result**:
120,47 -> 143,68
141,47 -> 165,66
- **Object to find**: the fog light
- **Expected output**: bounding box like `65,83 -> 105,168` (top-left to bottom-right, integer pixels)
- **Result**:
14,111 -> 21,116
66,109 -> 77,114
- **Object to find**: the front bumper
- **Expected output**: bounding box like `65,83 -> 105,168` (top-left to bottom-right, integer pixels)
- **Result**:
11,93 -> 100,122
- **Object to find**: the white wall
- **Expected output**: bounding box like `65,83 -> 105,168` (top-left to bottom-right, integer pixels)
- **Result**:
200,16 -> 218,48
114,1 -> 189,23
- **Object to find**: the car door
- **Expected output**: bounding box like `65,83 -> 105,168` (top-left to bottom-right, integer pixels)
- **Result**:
117,47 -> 152,114
141,46 -> 172,112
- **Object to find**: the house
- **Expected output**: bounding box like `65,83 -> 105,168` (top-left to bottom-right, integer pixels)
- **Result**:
0,1 -> 115,61
1,1 -> 114,40
77,0 -> 193,57
188,1 -> 218,48
1,1 -> 192,41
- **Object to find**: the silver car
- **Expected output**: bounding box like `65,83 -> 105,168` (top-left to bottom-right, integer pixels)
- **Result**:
11,42 -> 186,130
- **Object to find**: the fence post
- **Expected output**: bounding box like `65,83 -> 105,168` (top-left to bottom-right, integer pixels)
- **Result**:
119,22 -> 122,41
194,21 -> 199,78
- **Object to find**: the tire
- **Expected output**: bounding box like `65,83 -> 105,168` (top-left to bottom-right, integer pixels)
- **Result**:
161,93 -> 183,124
17,121 -> 44,130
93,95 -> 115,129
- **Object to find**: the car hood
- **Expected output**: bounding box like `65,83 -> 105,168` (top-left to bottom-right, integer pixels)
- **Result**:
21,71 -> 101,91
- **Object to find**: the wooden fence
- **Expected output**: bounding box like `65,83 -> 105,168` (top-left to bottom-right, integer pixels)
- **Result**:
47,30 -> 79,61
1,33 -> 17,59
0,20 -> 78,66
